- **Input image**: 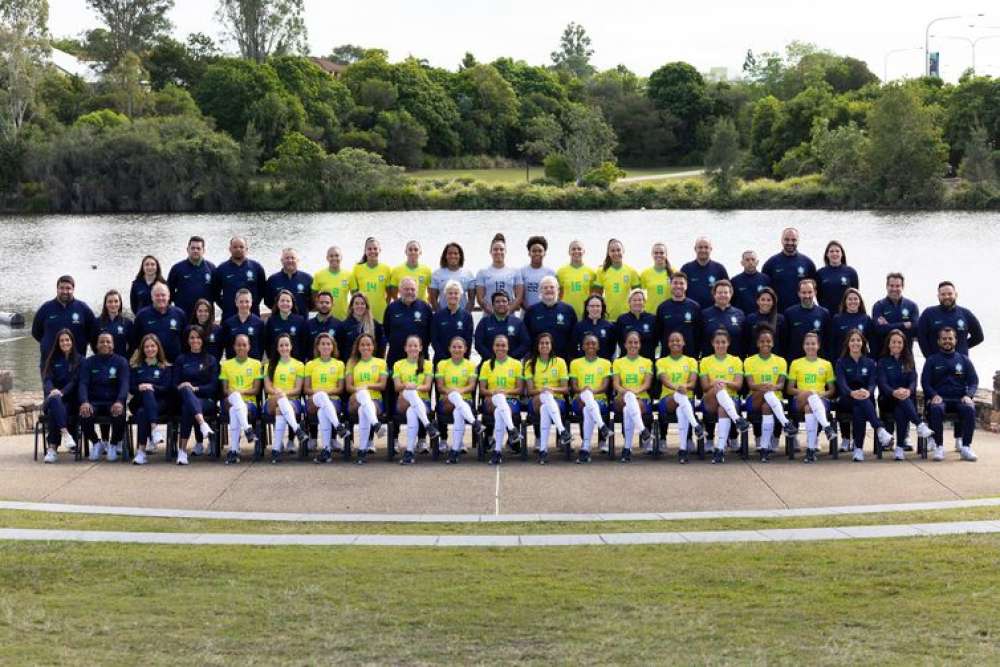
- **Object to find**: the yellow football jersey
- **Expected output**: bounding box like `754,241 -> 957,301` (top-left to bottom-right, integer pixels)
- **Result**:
436,358 -> 478,399
640,266 -> 673,314
595,264 -> 640,320
526,357 -> 569,390
219,357 -> 263,404
699,354 -> 744,397
743,354 -> 788,399
392,357 -> 434,399
569,356 -> 612,400
480,357 -> 523,393
350,262 -> 392,321
655,355 -> 699,398
612,355 -> 653,399
312,268 -> 353,320
348,357 -> 388,400
556,264 -> 597,317
788,357 -> 835,393
304,357 -> 345,393
266,358 -> 305,394
390,263 -> 432,301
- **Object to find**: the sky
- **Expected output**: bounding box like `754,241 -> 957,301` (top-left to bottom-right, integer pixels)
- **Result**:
47,0 -> 1000,82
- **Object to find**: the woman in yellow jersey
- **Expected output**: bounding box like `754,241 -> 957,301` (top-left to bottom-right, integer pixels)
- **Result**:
786,331 -> 839,462
640,242 -> 674,315
612,330 -> 654,461
393,335 -> 440,465
594,239 -> 640,320
524,333 -> 572,464
390,240 -> 433,303
312,246 -> 352,320
744,325 -> 797,462
655,331 -> 704,463
699,329 -> 750,463
305,333 -> 348,463
556,240 -> 596,318
351,237 -> 392,321
264,333 -> 308,462
219,334 -> 262,464
435,336 -> 483,464
346,332 -> 388,463
479,334 -> 524,465
569,333 -> 612,462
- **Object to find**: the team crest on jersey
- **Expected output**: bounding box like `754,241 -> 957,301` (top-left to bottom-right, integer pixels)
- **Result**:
170,319 -> 177,329
247,326 -> 255,335
642,323 -> 650,332
757,285 -> 765,292
456,321 -> 463,330
797,266 -> 805,276
730,316 -> 738,325
813,319 -> 821,329
557,313 -> 564,323
599,328 -> 606,337
204,273 -> 211,283
957,319 -> 966,330
379,275 -> 385,282
297,284 -> 304,292
117,326 -> 124,334
109,367 -> 117,378
956,363 -> 963,374
861,367 -> 868,376
684,312 -> 692,322
708,276 -> 716,285
245,270 -> 253,279
290,326 -> 297,334
154,369 -> 160,378
414,311 -> 422,321
209,334 -> 215,342
72,313 -> 80,322
858,323 -> 864,331
507,325 -> 515,335
840,277 -> 848,285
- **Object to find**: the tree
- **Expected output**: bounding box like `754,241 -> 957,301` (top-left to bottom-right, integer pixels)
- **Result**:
375,109 -> 427,167
271,56 -> 354,148
452,63 -> 519,155
550,22 -> 594,78
747,95 -> 784,176
327,43 -> 366,65
262,130 -> 325,209
559,103 -> 617,181
86,0 -> 173,68
0,0 -> 50,141
216,0 -> 307,63
518,113 -> 561,163
704,117 -> 740,196
811,120 -> 869,197
647,62 -> 710,156
145,33 -> 219,90
865,85 -> 948,206
107,51 -> 150,117
958,123 -> 997,185
585,66 -> 678,165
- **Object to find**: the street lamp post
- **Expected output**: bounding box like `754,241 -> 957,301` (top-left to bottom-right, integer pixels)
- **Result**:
883,47 -> 924,81
932,34 -> 1000,74
925,13 -> 986,76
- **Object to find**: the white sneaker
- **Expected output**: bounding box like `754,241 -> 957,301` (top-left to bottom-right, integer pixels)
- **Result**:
44,448 -> 58,464
852,448 -> 865,462
199,422 -> 214,437
60,431 -> 76,450
106,443 -> 120,462
599,444 -> 610,454
192,442 -> 205,456
960,446 -> 978,462
89,440 -> 107,461
893,446 -> 905,461
176,449 -> 189,466
916,422 -> 933,439
146,440 -> 158,455
417,439 -> 430,454
152,424 -> 167,447
876,428 -> 894,447
932,445 -> 945,461
132,449 -> 148,465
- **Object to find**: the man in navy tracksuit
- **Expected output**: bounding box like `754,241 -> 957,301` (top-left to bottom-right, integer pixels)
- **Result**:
784,279 -> 831,361
384,277 -> 434,368
731,250 -> 771,315
917,281 -> 984,358
220,289 -> 265,360
133,283 -> 187,362
78,333 -> 130,459
212,237 -> 267,322
265,248 -> 313,317
524,276 -> 578,360
167,236 -> 215,317
679,237 -> 729,309
761,227 -> 817,312
307,292 -> 341,355
921,327 -> 979,462
474,291 -> 530,360
872,272 -> 919,354
655,272 -> 702,358
32,275 -> 96,366
700,280 -> 746,357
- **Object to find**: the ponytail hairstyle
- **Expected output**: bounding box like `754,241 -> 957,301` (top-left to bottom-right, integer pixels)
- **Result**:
603,238 -> 623,271
487,334 -> 510,374
312,332 -> 340,360
358,236 -> 379,265
348,333 -> 377,371
524,332 -> 555,378
268,333 -> 294,383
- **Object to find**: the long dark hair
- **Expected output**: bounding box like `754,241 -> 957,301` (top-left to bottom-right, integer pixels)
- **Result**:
524,332 -> 555,379
583,294 -> 607,321
183,324 -> 206,356
602,239 -> 623,271
274,288 -> 299,315
42,328 -> 80,380
485,333 -> 510,374
755,287 -> 779,331
837,287 -> 867,315
268,333 -> 295,383
439,242 -> 465,268
134,255 -> 164,283
823,240 -> 848,267
838,328 -> 870,359
189,298 -> 215,326
99,289 -> 129,325
348,332 -> 377,370
880,328 -> 915,372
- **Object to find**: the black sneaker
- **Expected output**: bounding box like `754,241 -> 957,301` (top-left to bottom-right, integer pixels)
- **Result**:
758,448 -> 769,462
355,449 -> 368,465
558,428 -> 572,448
804,448 -> 817,464
271,449 -> 282,464
369,424 -> 379,444
712,448 -> 725,464
243,427 -> 256,444
425,422 -> 440,440
400,450 -> 415,465
446,450 -> 460,464
225,450 -> 240,465
576,449 -> 591,464
469,420 -> 484,437
538,450 -> 549,465
735,418 -> 750,433
692,422 -> 705,439
901,442 -> 914,452
639,429 -> 653,449
335,423 -> 350,439
295,426 -> 309,443
506,428 -> 522,453
823,424 -> 838,442
314,448 -> 332,464
598,424 -> 611,442
678,449 -> 689,464
783,421 -> 799,437
489,451 -> 502,465
620,447 -> 632,463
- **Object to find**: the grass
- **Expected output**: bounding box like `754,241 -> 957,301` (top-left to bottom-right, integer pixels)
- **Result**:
1,505 -> 1000,536
3,535 -> 1000,664
407,166 -> 692,184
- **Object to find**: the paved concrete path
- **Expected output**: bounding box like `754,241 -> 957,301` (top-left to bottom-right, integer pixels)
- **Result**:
2,520 -> 1000,547
619,169 -> 703,183
5,432 -> 999,516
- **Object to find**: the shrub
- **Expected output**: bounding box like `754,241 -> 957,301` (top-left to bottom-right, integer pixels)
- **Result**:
543,154 -> 574,185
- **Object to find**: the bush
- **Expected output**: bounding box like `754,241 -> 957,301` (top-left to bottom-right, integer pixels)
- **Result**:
580,161 -> 626,189
74,109 -> 130,131
543,154 -> 574,185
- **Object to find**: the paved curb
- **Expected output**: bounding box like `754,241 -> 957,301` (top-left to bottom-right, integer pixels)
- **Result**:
2,497 -> 1000,524
3,520 -> 1000,547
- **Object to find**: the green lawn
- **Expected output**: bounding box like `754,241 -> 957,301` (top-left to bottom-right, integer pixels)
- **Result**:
407,166 -> 692,184
1,505 -> 999,536
3,536 -> 1000,664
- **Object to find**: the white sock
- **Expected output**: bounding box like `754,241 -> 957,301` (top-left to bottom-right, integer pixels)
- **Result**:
317,411 -> 332,450
228,392 -> 250,430
403,389 -> 430,426
623,409 -> 635,449
763,391 -> 788,426
227,410 -> 241,453
312,392 -> 341,427
538,413 -> 550,453
623,392 -> 643,427
449,391 -> 475,423
277,397 -> 300,432
761,415 -> 775,451
676,407 -> 690,451
716,390 -> 741,422
274,415 -> 287,451
806,394 -> 830,428
540,391 -> 565,433
405,406 -> 419,451
805,413 -> 818,449
451,409 -> 466,452
492,415 -> 506,452
580,389 -> 605,429
581,410 -> 594,451
491,393 -> 514,431
356,390 -> 377,450
674,392 -> 697,425
715,417 -> 731,450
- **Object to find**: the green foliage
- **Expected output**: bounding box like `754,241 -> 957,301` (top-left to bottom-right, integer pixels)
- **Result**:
543,154 -> 574,185
647,62 -> 710,156
586,67 -> 678,165
85,0 -> 173,69
270,55 -> 354,147
261,130 -> 324,209
811,120 -> 868,202
145,34 -> 220,90
579,161 -> 625,189
375,109 -> 427,168
451,63 -> 519,155
151,83 -> 200,117
865,85 -> 948,207
0,0 -> 51,141
216,0 -> 308,63
704,117 -> 741,196
74,108 -> 130,130
559,103 -> 617,180
958,123 -> 997,185
943,76 -> 1000,167
327,44 -> 366,65
550,22 -> 594,78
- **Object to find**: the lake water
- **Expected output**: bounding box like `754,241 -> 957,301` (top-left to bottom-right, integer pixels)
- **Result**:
1,210 -> 995,391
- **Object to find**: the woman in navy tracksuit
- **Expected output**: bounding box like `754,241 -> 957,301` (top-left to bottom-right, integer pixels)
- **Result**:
129,333 -> 174,465
834,329 -> 894,461
174,325 -> 219,463
573,294 -> 616,361
877,329 -> 934,460
40,329 -> 81,463
190,298 -> 223,361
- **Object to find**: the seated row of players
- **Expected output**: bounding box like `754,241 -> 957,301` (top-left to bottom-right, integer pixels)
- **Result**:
40,310 -> 979,467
